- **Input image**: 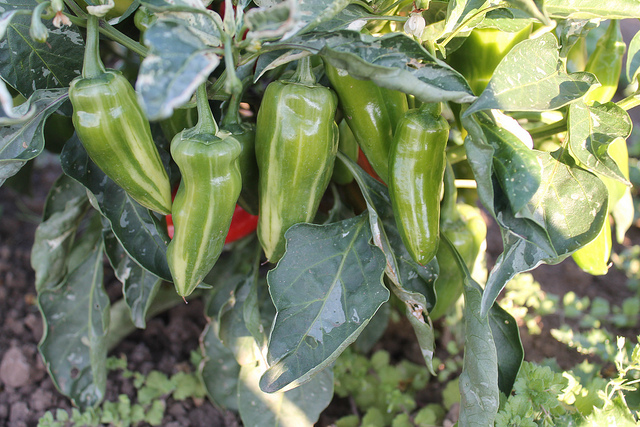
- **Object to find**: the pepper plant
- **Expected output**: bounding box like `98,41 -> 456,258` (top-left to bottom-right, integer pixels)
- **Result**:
2,0 -> 640,425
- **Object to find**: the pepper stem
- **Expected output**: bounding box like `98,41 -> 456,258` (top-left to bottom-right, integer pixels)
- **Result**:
193,82 -> 219,135
221,91 -> 241,127
291,56 -> 316,86
82,15 -> 106,78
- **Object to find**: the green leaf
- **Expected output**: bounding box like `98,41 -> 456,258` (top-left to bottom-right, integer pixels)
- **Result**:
0,88 -> 68,186
544,0 -> 640,19
103,230 -> 162,329
568,101 -> 632,184
262,30 -> 475,104
489,303 -> 524,395
0,0 -> 83,97
462,111 -> 609,316
626,29 -> 640,84
464,33 -> 590,115
31,174 -> 90,292
239,354 -> 334,427
442,0 -> 488,36
337,152 -> 438,372
37,217 -> 109,409
246,0 -> 350,41
198,322 -> 241,411
60,134 -> 173,281
259,213 -> 388,393
502,0 -> 550,25
440,235 -> 499,426
137,14 -> 221,120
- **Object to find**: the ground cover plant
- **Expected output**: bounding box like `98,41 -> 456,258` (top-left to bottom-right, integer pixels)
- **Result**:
2,0 -> 640,425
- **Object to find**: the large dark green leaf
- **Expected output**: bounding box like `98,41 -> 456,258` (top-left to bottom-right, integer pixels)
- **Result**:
0,88 -> 68,186
489,302 -> 524,395
199,322 -> 241,411
462,111 -> 608,316
257,30 -> 475,104
0,0 -> 83,97
464,33 -> 590,115
260,213 -> 388,393
568,100 -> 632,184
60,134 -> 172,281
31,174 -> 90,292
136,13 -> 221,120
103,230 -> 163,329
37,217 -> 109,409
338,152 -> 438,372
545,0 -> 640,19
440,235 -> 499,426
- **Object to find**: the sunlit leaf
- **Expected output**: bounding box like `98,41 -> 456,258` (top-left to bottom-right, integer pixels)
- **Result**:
465,33 -> 590,115
545,0 -> 640,19
260,213 -> 388,393
568,100 -> 632,184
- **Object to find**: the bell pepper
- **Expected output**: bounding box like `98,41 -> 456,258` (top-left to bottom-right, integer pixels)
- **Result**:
166,83 -> 242,297
255,56 -> 339,263
583,20 -> 625,105
446,21 -> 532,95
69,15 -> 172,215
324,62 -> 408,184
430,164 -> 486,320
388,102 -> 449,265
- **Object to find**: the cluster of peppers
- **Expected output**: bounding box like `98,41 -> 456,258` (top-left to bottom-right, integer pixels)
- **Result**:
68,11 -> 490,315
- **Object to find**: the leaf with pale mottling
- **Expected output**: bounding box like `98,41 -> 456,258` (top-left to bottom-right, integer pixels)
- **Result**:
0,88 -> 68,186
37,218 -> 109,409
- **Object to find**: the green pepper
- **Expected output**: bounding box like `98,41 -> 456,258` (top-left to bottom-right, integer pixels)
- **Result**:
256,57 -> 339,263
332,119 -> 360,185
221,92 -> 259,216
430,164 -> 486,320
583,20 -> 625,105
166,84 -> 242,297
324,62 -> 408,184
446,21 -> 532,95
389,103 -> 449,265
69,16 -> 172,214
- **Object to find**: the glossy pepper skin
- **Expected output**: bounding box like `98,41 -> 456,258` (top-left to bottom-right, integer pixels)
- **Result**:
332,119 -> 360,185
446,22 -> 532,95
69,16 -> 172,215
166,84 -> 242,297
584,20 -> 625,105
389,103 -> 449,265
430,165 -> 486,320
221,93 -> 259,216
256,57 -> 339,263
324,62 -> 408,184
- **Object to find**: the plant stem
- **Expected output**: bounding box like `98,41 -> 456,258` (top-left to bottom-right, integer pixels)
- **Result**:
193,82 -> 219,135
617,92 -> 640,111
82,15 -> 106,78
528,117 -> 568,140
